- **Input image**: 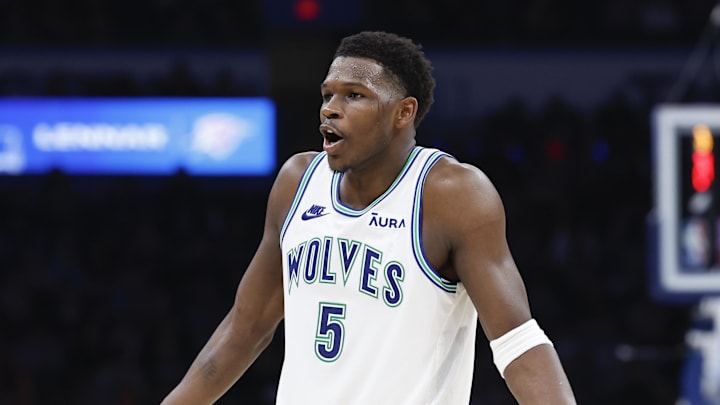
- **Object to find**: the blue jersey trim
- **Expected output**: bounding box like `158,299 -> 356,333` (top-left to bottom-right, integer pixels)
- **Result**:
330,146 -> 422,217
411,150 -> 458,293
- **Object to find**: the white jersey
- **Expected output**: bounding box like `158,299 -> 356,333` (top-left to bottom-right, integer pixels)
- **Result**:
277,147 -> 478,405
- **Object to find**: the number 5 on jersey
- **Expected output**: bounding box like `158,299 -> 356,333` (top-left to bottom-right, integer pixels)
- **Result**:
315,302 -> 346,362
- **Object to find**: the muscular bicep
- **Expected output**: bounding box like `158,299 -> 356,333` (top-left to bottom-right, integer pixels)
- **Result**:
427,160 -> 532,341
453,211 -> 531,340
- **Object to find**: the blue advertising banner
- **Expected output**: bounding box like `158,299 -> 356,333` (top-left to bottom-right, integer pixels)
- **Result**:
0,97 -> 276,176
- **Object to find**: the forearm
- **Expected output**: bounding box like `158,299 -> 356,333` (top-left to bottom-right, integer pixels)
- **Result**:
161,312 -> 277,405
504,345 -> 576,404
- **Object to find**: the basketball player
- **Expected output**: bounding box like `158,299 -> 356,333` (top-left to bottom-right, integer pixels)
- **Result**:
161,31 -> 576,404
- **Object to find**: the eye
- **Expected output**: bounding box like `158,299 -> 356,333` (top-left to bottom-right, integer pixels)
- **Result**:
349,92 -> 363,99
321,93 -> 332,102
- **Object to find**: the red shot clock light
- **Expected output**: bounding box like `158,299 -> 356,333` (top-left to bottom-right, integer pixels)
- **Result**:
260,0 -> 358,27
293,0 -> 321,21
691,124 -> 715,193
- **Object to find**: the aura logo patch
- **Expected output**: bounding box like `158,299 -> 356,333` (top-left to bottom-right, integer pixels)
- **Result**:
368,212 -> 405,228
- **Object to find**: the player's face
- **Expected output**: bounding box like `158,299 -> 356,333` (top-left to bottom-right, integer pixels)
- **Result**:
319,56 -> 404,173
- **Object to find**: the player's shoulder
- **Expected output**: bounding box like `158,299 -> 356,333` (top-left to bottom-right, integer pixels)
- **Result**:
273,151 -> 320,184
281,151 -> 322,174
267,151 -> 322,227
424,154 -> 504,221
425,154 -> 496,194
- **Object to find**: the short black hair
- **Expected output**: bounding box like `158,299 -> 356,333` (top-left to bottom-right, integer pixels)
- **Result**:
333,31 -> 436,128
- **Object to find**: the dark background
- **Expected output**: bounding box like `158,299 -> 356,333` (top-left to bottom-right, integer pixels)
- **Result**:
1,0 -> 719,403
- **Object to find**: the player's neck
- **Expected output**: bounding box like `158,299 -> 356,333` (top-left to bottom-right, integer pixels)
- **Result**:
339,141 -> 416,210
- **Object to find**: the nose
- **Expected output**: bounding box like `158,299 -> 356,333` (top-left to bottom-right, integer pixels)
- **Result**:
321,96 -> 341,119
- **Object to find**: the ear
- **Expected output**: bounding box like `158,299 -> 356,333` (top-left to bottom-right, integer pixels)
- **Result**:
395,96 -> 418,129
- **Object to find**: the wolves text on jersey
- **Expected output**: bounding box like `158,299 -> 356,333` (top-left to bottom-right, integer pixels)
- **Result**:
285,237 -> 404,307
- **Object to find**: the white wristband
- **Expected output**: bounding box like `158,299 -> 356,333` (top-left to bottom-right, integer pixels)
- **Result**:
489,318 -> 553,378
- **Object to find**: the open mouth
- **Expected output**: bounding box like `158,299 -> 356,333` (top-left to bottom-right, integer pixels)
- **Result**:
325,131 -> 342,144
320,123 -> 343,147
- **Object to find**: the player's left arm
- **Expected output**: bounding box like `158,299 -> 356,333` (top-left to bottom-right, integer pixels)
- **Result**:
424,157 -> 576,404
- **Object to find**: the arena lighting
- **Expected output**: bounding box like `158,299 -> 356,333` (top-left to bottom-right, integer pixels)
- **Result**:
294,0 -> 321,21
691,124 -> 715,193
260,0 -> 358,27
0,97 -> 276,176
545,138 -> 565,161
591,139 -> 609,162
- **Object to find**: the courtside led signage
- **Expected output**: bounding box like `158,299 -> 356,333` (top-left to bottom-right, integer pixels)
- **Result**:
0,97 -> 276,176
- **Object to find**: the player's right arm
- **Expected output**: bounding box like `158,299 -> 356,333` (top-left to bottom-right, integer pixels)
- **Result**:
160,152 -> 319,405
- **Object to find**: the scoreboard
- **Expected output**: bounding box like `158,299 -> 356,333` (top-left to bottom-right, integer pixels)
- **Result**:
651,104 -> 720,301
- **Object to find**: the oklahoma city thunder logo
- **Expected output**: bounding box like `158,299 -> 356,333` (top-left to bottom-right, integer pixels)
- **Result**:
190,113 -> 251,160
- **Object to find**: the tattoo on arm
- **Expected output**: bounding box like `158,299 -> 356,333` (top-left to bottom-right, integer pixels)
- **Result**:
201,358 -> 218,380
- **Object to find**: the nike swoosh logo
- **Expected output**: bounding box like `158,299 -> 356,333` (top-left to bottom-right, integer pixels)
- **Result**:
301,211 -> 329,220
